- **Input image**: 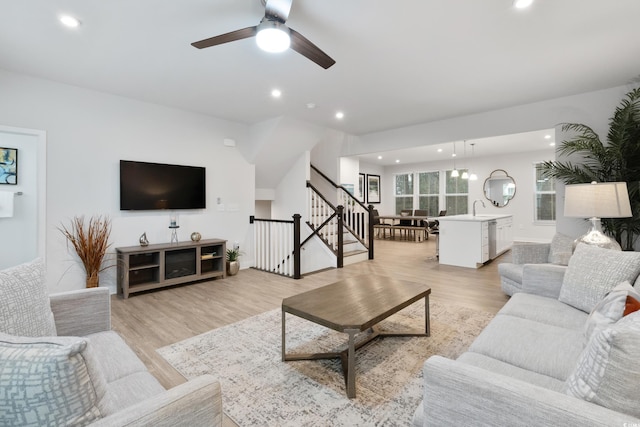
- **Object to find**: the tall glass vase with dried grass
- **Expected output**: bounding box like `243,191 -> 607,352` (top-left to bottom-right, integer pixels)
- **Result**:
59,215 -> 112,288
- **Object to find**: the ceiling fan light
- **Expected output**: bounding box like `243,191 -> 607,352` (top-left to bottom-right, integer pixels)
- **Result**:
256,21 -> 291,53
513,0 -> 534,9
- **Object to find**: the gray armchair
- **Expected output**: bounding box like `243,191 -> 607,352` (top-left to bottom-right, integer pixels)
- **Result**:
1,257 -> 222,427
52,287 -> 224,427
498,233 -> 574,296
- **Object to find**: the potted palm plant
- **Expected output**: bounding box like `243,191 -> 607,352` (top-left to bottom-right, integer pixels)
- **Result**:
226,247 -> 243,276
59,215 -> 112,287
542,87 -> 640,250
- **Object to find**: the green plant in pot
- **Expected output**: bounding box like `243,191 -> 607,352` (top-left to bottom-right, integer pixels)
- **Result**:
541,87 -> 640,250
226,247 -> 243,276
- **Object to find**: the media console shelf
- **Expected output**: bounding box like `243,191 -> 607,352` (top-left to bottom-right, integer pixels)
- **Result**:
117,238 -> 226,298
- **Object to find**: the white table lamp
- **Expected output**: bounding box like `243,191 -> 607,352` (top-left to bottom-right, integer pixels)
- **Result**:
564,181 -> 632,250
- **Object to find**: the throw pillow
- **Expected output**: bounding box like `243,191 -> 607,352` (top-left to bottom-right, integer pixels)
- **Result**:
558,244 -> 640,313
0,258 -> 57,337
564,311 -> 640,418
0,333 -> 103,426
547,233 -> 574,265
583,281 -> 640,344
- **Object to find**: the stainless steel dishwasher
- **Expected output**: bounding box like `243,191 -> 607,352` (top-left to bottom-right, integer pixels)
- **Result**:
488,220 -> 497,259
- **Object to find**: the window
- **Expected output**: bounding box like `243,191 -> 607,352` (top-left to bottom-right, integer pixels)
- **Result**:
394,173 -> 413,214
395,170 -> 468,215
534,162 -> 556,221
445,169 -> 469,215
418,171 -> 439,216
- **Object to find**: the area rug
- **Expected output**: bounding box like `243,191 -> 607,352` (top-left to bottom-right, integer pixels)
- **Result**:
158,300 -> 494,427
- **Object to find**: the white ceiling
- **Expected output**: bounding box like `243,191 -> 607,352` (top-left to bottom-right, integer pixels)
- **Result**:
355,128 -> 555,166
0,1 -> 639,136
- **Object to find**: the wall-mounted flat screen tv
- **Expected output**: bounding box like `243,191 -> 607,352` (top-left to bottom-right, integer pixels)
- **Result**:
120,160 -> 206,210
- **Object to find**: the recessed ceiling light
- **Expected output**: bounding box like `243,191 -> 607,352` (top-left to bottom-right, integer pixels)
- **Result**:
271,89 -> 282,98
549,142 -> 556,147
306,102 -> 316,109
513,0 -> 534,9
544,134 -> 551,139
437,148 -> 443,153
395,159 -> 400,163
335,111 -> 344,119
377,156 -> 382,160
59,15 -> 80,28
452,153 -> 457,157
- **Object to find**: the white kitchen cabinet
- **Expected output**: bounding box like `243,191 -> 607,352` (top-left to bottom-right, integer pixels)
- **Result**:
438,214 -> 513,268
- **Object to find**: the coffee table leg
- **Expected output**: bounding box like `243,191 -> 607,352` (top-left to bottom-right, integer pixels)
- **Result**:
345,328 -> 358,398
425,294 -> 431,337
281,310 -> 286,362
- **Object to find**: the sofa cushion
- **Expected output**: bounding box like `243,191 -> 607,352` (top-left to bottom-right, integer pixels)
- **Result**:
458,352 -> 565,392
564,311 -> 640,418
584,281 -> 640,344
0,259 -> 57,337
85,331 -> 164,415
498,293 -> 587,330
548,233 -> 574,265
0,333 -> 103,426
559,244 -> 640,313
468,314 -> 584,380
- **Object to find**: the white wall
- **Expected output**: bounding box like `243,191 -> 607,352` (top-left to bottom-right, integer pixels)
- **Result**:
0,69 -> 254,293
272,151 -> 310,221
380,150 -> 556,242
0,130 -> 40,268
272,151 -> 335,273
345,85 -> 636,239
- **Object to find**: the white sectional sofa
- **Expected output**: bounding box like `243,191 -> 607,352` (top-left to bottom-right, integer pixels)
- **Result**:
413,243 -> 640,426
0,259 -> 222,426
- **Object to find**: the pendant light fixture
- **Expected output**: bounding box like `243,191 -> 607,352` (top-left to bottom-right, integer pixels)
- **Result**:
451,141 -> 459,177
461,140 -> 469,180
469,143 -> 478,181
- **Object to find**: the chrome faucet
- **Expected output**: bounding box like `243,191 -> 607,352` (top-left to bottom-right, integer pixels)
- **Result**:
473,199 -> 485,217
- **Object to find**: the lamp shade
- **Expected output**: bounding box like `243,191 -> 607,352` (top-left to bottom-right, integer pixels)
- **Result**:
564,181 -> 632,219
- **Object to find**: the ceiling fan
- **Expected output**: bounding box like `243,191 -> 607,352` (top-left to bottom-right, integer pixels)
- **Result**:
191,0 -> 335,69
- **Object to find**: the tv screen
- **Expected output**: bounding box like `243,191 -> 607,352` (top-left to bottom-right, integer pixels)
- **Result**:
120,160 -> 206,210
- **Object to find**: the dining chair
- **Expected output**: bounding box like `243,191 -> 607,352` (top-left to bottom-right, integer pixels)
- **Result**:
394,209 -> 413,239
412,209 -> 429,241
372,209 -> 390,238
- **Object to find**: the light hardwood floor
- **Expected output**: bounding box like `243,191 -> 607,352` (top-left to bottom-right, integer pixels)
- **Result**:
111,238 -> 511,426
111,238 -> 511,391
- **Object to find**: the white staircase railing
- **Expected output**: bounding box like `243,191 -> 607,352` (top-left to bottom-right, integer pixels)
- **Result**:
252,216 -> 301,278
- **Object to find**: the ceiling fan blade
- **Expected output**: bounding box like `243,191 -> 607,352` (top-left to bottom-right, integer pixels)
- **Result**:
191,26 -> 258,49
265,0 -> 292,23
289,28 -> 336,69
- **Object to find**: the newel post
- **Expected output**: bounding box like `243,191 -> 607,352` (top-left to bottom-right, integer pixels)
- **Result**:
293,214 -> 301,279
368,204 -> 375,260
336,205 -> 344,268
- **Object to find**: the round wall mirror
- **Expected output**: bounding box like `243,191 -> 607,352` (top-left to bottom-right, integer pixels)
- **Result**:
483,169 -> 516,207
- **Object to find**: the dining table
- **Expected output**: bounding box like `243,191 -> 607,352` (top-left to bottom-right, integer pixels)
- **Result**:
375,214 -> 433,242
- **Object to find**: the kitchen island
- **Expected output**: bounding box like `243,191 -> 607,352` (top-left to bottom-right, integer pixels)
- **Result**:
437,214 -> 513,268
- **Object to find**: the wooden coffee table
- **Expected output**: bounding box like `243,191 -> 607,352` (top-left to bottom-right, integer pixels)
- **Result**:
281,275 -> 431,398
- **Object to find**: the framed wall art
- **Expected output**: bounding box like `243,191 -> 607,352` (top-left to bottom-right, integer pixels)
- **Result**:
358,173 -> 365,202
0,147 -> 17,185
367,174 -> 380,204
